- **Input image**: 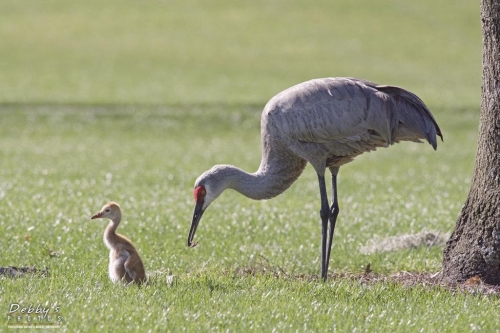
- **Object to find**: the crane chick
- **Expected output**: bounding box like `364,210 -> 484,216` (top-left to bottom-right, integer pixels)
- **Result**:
91,202 -> 146,286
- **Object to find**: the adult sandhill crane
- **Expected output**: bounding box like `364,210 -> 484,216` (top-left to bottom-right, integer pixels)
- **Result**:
91,202 -> 146,286
188,77 -> 442,280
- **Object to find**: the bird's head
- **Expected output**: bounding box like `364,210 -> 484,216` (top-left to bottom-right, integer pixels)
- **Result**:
91,202 -> 122,222
188,166 -> 230,247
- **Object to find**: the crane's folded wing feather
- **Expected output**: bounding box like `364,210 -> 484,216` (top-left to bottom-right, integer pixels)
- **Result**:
265,78 -> 395,144
265,77 -> 442,149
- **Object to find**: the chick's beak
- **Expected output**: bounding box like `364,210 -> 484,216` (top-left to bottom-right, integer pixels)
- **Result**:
91,211 -> 103,219
188,201 -> 204,247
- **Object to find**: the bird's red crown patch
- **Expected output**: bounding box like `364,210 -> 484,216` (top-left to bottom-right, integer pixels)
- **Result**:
194,185 -> 206,202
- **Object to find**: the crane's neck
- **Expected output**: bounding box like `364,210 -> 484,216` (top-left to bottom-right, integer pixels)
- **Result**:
220,156 -> 307,201
103,216 -> 121,250
201,135 -> 307,203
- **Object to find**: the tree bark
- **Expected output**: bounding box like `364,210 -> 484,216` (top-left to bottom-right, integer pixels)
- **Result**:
441,0 -> 500,285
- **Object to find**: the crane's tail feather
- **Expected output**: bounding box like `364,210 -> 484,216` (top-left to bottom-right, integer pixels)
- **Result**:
376,85 -> 443,150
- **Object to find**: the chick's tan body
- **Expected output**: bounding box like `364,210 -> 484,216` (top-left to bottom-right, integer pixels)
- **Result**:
91,202 -> 146,286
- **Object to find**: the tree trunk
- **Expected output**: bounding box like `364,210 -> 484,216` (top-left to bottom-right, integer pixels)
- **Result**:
441,0 -> 500,285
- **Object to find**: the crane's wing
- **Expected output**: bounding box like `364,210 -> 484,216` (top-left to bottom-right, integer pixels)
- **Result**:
112,248 -> 131,261
264,77 -> 442,149
376,84 -> 442,148
124,253 -> 138,279
124,251 -> 146,284
115,234 -> 146,284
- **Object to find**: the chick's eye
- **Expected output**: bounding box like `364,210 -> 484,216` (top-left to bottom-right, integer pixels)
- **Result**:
105,209 -> 110,212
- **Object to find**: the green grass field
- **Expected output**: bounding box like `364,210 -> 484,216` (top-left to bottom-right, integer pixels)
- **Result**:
2,1 -> 498,332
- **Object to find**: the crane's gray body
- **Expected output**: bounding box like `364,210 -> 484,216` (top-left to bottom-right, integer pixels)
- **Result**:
195,77 -> 442,203
189,78 -> 442,279
241,77 -> 440,198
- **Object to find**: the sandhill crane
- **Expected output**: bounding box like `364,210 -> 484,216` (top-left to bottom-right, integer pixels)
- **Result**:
91,202 -> 146,286
187,77 -> 442,280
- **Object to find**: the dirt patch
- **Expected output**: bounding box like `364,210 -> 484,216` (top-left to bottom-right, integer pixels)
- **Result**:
0,266 -> 49,278
359,231 -> 449,254
235,259 -> 500,296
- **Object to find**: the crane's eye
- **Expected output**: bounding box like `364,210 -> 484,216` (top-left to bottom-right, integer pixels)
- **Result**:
105,209 -> 110,213
194,186 -> 206,202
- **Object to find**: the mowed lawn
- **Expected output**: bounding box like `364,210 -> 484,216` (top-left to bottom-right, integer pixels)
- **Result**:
2,1 -> 498,332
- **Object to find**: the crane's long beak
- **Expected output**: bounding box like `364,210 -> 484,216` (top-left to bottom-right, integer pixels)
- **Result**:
91,211 -> 103,219
188,202 -> 204,247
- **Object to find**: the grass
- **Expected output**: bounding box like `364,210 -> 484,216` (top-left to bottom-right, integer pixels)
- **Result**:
1,0 -> 498,332
0,0 -> 480,107
1,106 -> 494,332
3,269 -> 500,332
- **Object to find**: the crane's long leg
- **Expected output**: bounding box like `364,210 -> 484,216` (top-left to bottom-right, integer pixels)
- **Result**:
317,174 -> 331,281
325,167 -> 340,274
